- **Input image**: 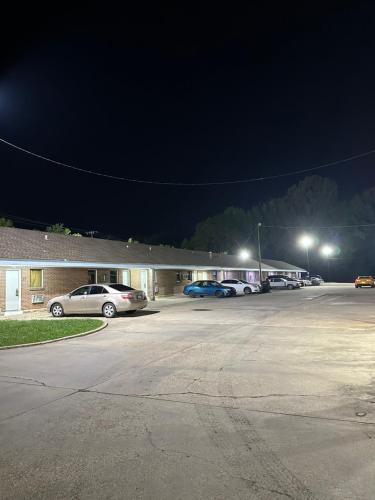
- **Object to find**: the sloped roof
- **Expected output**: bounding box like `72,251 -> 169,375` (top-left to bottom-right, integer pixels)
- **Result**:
262,259 -> 306,272
0,228 -> 304,272
0,227 -> 279,270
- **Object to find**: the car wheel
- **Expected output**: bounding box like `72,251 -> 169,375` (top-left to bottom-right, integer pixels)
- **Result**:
355,285 -> 358,288
244,287 -> 252,295
102,302 -> 117,318
51,303 -> 64,317
215,290 -> 224,298
125,310 -> 136,315
188,291 -> 196,298
287,284 -> 294,290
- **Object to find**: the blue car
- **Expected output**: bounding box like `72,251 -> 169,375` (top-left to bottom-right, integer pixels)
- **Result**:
183,280 -> 235,298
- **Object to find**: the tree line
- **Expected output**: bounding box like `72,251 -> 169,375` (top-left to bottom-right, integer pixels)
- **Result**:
181,176 -> 375,281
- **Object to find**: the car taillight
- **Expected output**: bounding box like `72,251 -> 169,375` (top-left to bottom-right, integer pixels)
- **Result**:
121,293 -> 134,300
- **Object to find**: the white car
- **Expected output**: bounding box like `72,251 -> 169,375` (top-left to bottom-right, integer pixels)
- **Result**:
268,277 -> 300,290
220,279 -> 260,295
298,278 -> 312,286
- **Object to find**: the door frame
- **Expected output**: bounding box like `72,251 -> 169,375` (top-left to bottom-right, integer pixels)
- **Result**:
139,269 -> 149,296
5,269 -> 21,313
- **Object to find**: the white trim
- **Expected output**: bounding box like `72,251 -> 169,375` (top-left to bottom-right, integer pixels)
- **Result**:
0,259 -> 306,273
0,259 -> 299,272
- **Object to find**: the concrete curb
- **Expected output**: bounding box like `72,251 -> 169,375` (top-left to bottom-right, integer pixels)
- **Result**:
0,320 -> 108,350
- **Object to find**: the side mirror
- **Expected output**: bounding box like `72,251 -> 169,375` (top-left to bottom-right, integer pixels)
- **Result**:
68,293 -> 72,298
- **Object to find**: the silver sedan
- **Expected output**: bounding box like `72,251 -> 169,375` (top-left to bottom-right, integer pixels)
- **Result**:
47,283 -> 148,318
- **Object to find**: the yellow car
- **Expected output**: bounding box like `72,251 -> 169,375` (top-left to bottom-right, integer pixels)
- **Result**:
355,276 -> 375,288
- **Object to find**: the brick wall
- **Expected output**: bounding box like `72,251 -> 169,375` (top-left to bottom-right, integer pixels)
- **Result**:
0,265 -> 232,311
154,269 -> 214,297
0,267 -> 89,312
154,270 -> 188,296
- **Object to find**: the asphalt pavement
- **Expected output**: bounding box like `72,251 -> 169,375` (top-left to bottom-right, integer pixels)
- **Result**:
1,284 -> 375,499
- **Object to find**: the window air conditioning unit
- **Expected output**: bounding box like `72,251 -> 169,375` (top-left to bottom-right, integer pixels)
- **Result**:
32,295 -> 45,304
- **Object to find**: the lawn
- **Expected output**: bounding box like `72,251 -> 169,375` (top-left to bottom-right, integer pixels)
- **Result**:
0,319 -> 104,347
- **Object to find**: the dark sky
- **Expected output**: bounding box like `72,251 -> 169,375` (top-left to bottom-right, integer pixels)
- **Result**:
1,2 -> 375,243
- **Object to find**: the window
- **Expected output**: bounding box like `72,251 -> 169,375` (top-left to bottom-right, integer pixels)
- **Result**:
178,271 -> 193,281
108,284 -> 134,292
89,286 -> 106,295
30,269 -> 43,288
71,286 -> 91,296
88,270 -> 96,284
109,270 -> 117,283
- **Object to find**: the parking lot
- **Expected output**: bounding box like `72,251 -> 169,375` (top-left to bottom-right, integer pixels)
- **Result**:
1,284 -> 375,499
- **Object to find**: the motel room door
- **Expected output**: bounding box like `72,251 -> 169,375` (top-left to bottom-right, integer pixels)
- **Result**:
5,270 -> 21,312
140,270 -> 148,296
122,270 -> 131,287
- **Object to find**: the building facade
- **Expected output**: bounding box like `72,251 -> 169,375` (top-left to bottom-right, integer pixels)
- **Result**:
0,228 -> 305,314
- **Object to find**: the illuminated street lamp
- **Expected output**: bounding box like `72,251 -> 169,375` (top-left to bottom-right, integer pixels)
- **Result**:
320,245 -> 334,258
239,249 -> 251,260
298,234 -> 314,273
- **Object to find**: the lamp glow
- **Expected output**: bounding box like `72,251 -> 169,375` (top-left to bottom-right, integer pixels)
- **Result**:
239,249 -> 250,260
321,245 -> 334,258
298,234 -> 314,249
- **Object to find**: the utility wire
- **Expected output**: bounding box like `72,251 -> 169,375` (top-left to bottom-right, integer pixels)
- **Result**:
3,210 -> 375,233
0,212 -> 93,234
262,223 -> 375,229
1,136 -> 375,186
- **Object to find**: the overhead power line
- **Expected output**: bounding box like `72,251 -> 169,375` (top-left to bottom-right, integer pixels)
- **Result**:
0,212 -> 93,234
1,136 -> 375,186
262,223 -> 375,229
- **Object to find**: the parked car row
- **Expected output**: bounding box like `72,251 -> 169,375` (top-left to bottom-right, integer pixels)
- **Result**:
183,275 -> 308,297
47,273 -> 326,318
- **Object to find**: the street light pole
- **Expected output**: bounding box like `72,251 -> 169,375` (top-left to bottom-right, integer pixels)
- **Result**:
306,246 -> 310,274
257,222 -> 262,283
298,235 -> 314,276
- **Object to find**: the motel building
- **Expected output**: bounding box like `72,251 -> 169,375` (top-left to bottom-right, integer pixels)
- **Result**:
0,227 -> 305,315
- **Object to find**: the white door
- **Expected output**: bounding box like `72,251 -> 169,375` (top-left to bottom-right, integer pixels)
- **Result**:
140,270 -> 148,296
122,270 -> 131,286
6,270 -> 20,311
197,271 -> 208,280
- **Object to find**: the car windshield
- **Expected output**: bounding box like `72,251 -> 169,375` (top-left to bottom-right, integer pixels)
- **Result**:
108,284 -> 135,291
358,276 -> 372,279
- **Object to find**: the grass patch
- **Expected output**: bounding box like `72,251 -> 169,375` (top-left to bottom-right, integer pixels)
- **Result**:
0,319 -> 104,347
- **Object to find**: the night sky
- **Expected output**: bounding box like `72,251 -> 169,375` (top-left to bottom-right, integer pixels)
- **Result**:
1,3 -> 375,244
